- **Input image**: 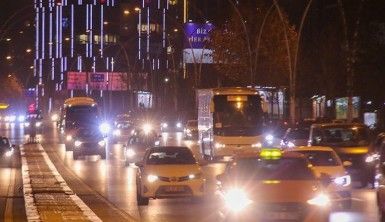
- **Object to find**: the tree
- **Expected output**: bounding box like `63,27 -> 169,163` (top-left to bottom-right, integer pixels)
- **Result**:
210,2 -> 298,87
0,75 -> 23,102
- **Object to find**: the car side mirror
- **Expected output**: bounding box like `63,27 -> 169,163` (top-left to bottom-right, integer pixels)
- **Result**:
319,173 -> 332,186
135,162 -> 143,168
343,161 -> 352,167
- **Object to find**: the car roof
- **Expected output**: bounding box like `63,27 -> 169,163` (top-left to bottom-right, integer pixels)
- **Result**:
311,123 -> 366,128
289,146 -> 335,152
149,146 -> 190,151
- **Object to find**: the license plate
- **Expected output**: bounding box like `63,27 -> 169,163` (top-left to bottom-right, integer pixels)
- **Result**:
264,212 -> 299,220
165,186 -> 185,192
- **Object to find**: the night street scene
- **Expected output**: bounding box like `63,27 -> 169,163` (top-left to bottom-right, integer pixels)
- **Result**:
1,0 -> 385,221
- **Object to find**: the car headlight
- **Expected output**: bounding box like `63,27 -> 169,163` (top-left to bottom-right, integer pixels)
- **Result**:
24,122 -> 30,127
265,134 -> 274,144
188,173 -> 202,180
142,123 -> 152,134
365,154 -> 379,163
147,174 -> 158,183
161,123 -> 168,128
9,116 -> 16,122
215,143 -> 226,149
51,114 -> 59,122
251,142 -> 262,148
98,140 -> 106,147
35,122 -> 42,127
307,193 -> 330,207
113,129 -> 121,136
176,122 -> 182,128
5,150 -> 13,157
18,115 -> 25,122
74,140 -> 82,147
99,122 -> 111,134
223,188 -> 252,212
154,140 -> 160,146
334,175 -> 351,187
126,148 -> 136,158
66,135 -> 73,141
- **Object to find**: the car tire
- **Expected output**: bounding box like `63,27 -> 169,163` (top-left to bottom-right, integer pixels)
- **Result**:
100,149 -> 107,160
73,151 -> 80,160
136,185 -> 149,206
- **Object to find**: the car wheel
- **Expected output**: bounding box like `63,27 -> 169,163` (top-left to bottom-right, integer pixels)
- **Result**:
73,151 -> 80,160
136,185 -> 149,206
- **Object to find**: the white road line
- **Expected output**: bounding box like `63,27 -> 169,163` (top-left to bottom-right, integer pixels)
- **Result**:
21,145 -> 103,222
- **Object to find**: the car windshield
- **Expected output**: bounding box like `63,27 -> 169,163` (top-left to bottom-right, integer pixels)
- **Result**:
295,151 -> 340,166
146,147 -> 196,165
313,126 -> 370,147
287,128 -> 309,140
229,157 -> 314,180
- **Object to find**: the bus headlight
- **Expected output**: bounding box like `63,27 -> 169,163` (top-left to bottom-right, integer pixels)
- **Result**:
147,174 -> 159,183
35,122 -> 42,127
224,188 -> 252,212
74,140 -> 82,147
5,150 -> 13,157
24,122 -> 30,127
215,143 -> 226,149
176,122 -> 182,128
334,175 -> 351,187
307,193 -> 330,207
142,123 -> 153,134
99,122 -> 111,134
51,114 -> 59,122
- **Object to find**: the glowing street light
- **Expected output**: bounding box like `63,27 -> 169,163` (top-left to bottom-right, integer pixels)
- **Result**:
6,56 -> 12,60
123,9 -> 130,15
5,38 -> 11,42
26,48 -> 32,53
134,7 -> 141,12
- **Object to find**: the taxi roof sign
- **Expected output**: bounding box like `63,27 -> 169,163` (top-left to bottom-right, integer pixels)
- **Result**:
0,103 -> 9,109
260,149 -> 282,159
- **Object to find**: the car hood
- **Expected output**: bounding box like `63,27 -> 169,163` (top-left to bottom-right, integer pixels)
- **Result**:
311,166 -> 346,178
242,180 -> 321,203
144,164 -> 201,177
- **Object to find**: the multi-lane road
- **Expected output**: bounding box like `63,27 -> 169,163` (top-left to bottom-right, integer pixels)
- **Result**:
0,123 -> 381,221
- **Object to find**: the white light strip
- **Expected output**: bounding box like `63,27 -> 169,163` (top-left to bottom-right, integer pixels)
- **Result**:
111,57 -> 114,71
163,8 -> 166,48
53,7 -> 57,58
59,4 -> 63,57
100,5 -> 104,57
42,7 -> 45,59
49,97 -> 52,112
90,4 -> 93,57
93,56 -> 96,72
147,7 -> 150,57
138,11 -> 141,59
158,0 -> 160,9
106,57 -> 109,70
71,5 -> 74,57
51,59 -> 55,80
86,4 -> 89,57
36,7 -> 40,59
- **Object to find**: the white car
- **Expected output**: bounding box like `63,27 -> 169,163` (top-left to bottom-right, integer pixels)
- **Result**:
288,146 -> 352,209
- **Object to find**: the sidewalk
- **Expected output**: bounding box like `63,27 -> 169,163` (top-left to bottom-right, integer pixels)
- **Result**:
20,143 -> 101,222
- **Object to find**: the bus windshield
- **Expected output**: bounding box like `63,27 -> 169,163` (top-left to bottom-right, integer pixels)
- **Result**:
213,95 -> 263,136
65,106 -> 99,127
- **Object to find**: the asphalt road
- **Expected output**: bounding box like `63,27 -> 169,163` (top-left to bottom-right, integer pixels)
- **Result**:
0,123 -> 381,222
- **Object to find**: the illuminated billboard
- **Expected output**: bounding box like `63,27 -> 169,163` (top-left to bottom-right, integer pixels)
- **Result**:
67,72 -> 87,90
66,72 -> 128,91
183,22 -> 214,64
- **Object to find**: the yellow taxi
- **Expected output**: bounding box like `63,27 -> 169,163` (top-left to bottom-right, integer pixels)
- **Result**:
288,146 -> 352,209
136,146 -> 205,205
216,149 -> 330,222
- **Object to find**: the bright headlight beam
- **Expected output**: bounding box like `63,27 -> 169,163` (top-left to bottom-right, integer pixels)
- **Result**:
74,140 -> 82,147
99,122 -> 111,134
147,174 -> 158,183
98,140 -> 106,147
224,188 -> 252,212
307,193 -> 330,207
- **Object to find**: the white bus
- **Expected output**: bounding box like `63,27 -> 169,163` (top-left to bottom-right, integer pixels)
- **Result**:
197,87 -> 270,160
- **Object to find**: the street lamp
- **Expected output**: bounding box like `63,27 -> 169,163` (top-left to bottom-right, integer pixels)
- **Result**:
5,38 -> 11,42
123,9 -> 130,15
26,48 -> 32,53
6,55 -> 12,60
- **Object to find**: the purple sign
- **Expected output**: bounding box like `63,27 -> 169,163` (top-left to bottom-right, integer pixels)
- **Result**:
184,22 -> 214,49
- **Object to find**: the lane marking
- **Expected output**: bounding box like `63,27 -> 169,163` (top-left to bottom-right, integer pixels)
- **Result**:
4,169 -> 16,222
21,145 -> 103,222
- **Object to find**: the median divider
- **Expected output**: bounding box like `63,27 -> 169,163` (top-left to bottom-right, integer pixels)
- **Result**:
20,143 -> 102,221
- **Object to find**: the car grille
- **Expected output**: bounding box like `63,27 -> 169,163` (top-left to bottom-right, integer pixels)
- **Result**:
257,202 -> 309,221
158,176 -> 190,182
